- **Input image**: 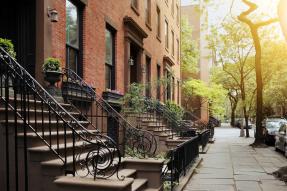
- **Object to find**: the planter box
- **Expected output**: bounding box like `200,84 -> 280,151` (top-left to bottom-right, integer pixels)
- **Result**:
102,91 -> 123,106
62,81 -> 95,102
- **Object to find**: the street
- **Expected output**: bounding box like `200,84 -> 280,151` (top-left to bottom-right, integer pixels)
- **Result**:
184,125 -> 287,191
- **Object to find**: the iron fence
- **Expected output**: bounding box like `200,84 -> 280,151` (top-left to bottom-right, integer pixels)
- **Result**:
162,136 -> 199,190
198,129 -> 210,151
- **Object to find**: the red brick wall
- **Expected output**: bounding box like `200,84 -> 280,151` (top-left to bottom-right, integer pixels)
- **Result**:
49,0 -> 181,103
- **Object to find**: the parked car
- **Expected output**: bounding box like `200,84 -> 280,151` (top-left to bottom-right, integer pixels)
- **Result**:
234,118 -> 252,129
275,123 -> 287,157
264,118 -> 287,145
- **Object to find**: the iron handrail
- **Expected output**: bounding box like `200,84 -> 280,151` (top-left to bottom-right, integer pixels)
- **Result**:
144,98 -> 184,134
62,68 -> 157,157
0,47 -> 122,180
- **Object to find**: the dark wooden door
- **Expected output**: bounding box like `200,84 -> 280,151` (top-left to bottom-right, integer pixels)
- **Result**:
0,0 -> 36,76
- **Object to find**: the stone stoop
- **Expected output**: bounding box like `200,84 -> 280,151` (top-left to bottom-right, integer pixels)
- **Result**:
124,111 -> 185,153
54,158 -> 165,191
0,98 -> 157,191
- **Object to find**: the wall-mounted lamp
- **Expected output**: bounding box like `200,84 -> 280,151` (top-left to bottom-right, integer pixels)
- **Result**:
47,8 -> 59,22
128,57 -> 134,66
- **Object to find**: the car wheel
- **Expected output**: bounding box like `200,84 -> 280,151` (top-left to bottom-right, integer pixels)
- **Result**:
275,147 -> 280,152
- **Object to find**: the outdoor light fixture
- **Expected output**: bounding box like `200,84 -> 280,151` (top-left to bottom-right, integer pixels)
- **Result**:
128,57 -> 134,66
47,8 -> 59,22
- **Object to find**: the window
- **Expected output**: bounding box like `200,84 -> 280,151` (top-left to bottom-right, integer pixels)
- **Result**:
171,31 -> 175,56
177,80 -> 180,104
172,0 -> 175,16
172,77 -> 175,101
145,56 -> 151,97
165,19 -> 169,50
105,27 -> 116,90
131,0 -> 138,9
176,4 -> 180,25
66,0 -> 82,76
156,6 -> 161,38
177,39 -> 180,62
145,0 -> 151,25
165,70 -> 171,101
157,65 -> 161,100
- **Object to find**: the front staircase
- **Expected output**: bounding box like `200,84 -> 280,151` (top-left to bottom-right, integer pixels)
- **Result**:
0,48 -> 161,191
124,106 -> 189,153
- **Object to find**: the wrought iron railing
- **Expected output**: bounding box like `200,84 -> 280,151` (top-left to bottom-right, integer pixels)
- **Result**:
0,47 -> 122,191
60,68 -> 157,158
162,136 -> 199,190
198,129 -> 210,152
144,98 -> 184,138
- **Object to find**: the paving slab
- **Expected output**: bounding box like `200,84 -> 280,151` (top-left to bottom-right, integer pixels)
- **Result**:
183,127 -> 287,191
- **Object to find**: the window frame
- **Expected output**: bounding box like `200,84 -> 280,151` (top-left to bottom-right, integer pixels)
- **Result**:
157,65 -> 161,100
164,19 -> 169,50
171,30 -> 175,57
145,56 -> 151,98
105,25 -> 116,90
66,0 -> 83,77
145,0 -> 151,26
156,6 -> 161,40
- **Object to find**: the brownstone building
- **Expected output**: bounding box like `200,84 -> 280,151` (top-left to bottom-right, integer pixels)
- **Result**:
0,0 -> 181,104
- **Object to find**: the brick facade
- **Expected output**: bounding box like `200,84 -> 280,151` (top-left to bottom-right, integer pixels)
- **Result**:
39,0 -> 181,104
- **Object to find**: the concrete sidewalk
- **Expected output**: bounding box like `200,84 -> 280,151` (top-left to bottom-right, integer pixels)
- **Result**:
184,127 -> 287,191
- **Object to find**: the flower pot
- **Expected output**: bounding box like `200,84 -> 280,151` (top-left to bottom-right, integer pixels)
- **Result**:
44,71 -> 62,86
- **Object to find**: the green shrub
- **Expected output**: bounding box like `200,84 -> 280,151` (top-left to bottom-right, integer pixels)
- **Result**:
43,57 -> 62,72
0,38 -> 16,58
165,100 -> 184,123
121,83 -> 145,113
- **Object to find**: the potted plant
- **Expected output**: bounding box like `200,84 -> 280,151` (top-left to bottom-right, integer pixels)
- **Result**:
0,38 -> 16,75
0,38 -> 16,58
43,57 -> 62,86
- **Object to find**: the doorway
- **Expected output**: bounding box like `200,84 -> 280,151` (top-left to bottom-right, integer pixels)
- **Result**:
0,0 -> 36,76
130,43 -> 140,84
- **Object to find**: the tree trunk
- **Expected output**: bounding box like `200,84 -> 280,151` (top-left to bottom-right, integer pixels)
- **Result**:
231,106 -> 236,127
252,28 -> 264,144
229,96 -> 238,127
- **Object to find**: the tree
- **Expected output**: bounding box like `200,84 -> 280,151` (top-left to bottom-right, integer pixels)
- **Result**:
262,41 -> 287,115
238,0 -> 279,145
181,17 -> 199,79
211,67 -> 239,126
182,79 -> 227,117
208,19 -> 256,137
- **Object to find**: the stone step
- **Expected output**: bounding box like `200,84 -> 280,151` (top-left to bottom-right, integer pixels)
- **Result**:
28,138 -> 105,161
0,97 -> 73,110
0,119 -> 90,133
54,176 -> 134,191
0,107 -> 81,120
18,130 -> 98,147
132,178 -> 148,191
41,147 -> 117,170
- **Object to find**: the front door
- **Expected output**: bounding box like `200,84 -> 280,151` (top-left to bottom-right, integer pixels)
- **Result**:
0,0 -> 36,76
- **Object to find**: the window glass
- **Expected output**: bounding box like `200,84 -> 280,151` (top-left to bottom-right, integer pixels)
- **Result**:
165,20 -> 169,49
105,29 -> 113,66
66,0 -> 79,48
156,7 -> 161,37
171,31 -> 174,56
105,27 -> 115,90
145,0 -> 151,24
